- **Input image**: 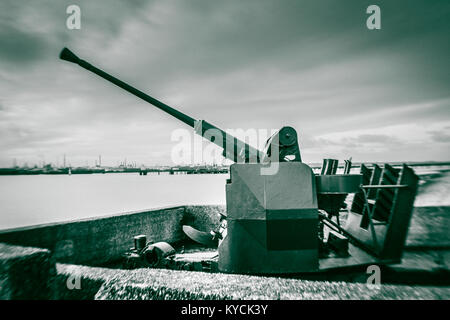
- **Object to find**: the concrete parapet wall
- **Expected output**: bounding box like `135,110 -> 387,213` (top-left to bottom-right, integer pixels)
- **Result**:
0,206 -> 186,266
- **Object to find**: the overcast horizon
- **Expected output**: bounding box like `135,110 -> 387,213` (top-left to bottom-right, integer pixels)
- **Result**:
1,0 -> 449,167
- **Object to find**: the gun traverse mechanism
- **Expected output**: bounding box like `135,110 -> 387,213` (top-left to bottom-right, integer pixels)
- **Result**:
60,48 -> 418,275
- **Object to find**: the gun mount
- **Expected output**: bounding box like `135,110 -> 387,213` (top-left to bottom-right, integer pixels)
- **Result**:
60,48 -> 418,275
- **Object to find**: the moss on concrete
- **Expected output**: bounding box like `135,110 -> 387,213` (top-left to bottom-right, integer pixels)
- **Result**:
56,263 -> 450,300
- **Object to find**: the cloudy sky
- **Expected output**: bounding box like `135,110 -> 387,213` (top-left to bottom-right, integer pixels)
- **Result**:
0,0 -> 449,167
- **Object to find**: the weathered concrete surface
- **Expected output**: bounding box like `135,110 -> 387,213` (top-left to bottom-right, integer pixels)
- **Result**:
0,206 -> 185,266
54,263 -> 450,300
0,243 -> 55,299
406,206 -> 450,248
384,250 -> 450,286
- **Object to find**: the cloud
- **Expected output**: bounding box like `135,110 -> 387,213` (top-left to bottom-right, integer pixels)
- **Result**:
300,121 -> 450,163
0,26 -> 49,64
354,134 -> 395,144
428,131 -> 450,143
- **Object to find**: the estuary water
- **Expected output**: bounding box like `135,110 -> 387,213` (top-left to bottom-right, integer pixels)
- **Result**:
0,167 -> 449,230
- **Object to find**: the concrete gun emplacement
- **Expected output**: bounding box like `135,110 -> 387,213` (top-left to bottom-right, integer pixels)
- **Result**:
60,47 -> 419,274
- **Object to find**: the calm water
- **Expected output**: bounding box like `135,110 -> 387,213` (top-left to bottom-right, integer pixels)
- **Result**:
0,173 -> 228,229
0,167 -> 449,230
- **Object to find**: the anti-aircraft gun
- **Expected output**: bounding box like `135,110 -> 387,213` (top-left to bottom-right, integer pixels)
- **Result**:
60,48 -> 418,274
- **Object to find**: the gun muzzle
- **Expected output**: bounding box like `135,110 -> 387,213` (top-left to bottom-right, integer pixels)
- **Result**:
59,47 -> 80,64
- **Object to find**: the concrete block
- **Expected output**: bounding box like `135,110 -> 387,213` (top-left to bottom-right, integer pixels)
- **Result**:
0,243 -> 55,299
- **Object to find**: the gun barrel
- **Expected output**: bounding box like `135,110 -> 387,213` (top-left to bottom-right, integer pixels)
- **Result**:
59,47 -> 196,128
60,47 -> 267,163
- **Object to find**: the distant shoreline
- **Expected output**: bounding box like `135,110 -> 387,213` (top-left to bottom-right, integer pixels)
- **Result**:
1,161 -> 449,176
